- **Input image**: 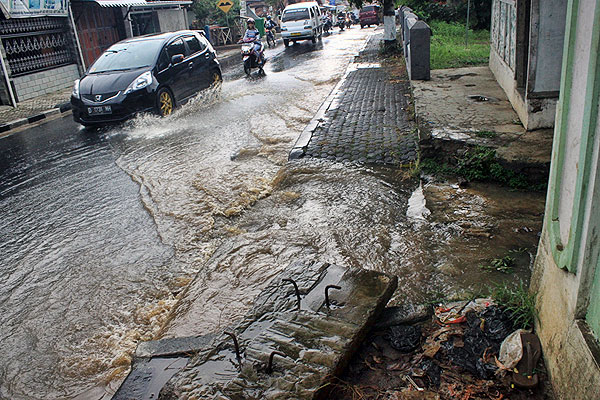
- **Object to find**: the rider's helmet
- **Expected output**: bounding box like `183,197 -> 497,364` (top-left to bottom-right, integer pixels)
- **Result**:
267,15 -> 272,20
247,18 -> 255,26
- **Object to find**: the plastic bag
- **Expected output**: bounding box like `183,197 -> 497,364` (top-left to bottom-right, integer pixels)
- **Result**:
498,328 -> 530,370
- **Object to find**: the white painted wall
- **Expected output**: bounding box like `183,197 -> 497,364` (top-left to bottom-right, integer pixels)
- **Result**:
157,9 -> 187,33
13,64 -> 80,102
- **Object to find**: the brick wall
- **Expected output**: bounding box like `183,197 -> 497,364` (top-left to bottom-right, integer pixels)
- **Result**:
13,64 -> 80,102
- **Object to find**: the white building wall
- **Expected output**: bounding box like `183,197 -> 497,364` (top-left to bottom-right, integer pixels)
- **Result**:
157,9 -> 187,33
12,64 -> 79,102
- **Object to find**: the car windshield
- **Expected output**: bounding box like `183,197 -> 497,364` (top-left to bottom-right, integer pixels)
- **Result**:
282,9 -> 309,22
89,39 -> 163,73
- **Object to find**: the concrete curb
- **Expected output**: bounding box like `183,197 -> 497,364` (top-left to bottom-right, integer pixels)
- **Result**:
0,102 -> 72,135
288,67 -> 350,160
217,50 -> 240,70
288,34 -> 377,160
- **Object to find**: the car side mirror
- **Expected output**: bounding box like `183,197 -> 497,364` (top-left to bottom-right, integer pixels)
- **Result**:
171,54 -> 184,65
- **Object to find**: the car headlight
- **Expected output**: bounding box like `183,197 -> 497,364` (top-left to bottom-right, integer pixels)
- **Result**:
281,26 -> 287,31
304,25 -> 311,29
72,79 -> 80,99
125,71 -> 153,94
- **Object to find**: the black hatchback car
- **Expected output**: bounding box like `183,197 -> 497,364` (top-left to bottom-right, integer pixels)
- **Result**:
71,30 -> 221,127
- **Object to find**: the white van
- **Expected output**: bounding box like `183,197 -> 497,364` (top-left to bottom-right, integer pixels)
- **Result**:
280,2 -> 323,47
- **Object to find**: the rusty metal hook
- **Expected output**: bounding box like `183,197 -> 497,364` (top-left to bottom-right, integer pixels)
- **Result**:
224,331 -> 242,369
267,350 -> 286,374
325,285 -> 341,309
282,278 -> 301,311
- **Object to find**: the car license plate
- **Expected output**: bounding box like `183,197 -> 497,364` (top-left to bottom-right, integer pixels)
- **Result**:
87,105 -> 112,115
291,32 -> 301,36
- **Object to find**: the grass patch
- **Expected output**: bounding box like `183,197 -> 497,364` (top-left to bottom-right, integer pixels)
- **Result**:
491,280 -> 537,330
429,20 -> 490,69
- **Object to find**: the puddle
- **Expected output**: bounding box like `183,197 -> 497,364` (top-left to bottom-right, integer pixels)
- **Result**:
467,94 -> 499,103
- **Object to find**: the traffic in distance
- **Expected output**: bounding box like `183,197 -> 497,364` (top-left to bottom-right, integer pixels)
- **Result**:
70,4 -> 381,127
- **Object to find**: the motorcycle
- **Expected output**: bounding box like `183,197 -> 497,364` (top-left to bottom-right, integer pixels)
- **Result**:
350,13 -> 359,25
239,38 -> 265,75
266,27 -> 276,48
322,16 -> 332,34
336,15 -> 346,31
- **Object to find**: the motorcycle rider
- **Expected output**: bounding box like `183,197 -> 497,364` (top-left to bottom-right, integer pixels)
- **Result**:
265,15 -> 277,44
241,18 -> 264,64
265,15 -> 277,31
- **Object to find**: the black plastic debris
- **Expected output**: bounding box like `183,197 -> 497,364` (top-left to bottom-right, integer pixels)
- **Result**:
420,359 -> 441,388
387,325 -> 422,352
445,306 -> 514,379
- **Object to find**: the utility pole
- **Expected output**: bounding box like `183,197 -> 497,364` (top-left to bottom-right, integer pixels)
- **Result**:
465,0 -> 471,47
383,0 -> 396,49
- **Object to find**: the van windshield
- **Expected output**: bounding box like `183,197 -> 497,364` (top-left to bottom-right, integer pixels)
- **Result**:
282,9 -> 309,22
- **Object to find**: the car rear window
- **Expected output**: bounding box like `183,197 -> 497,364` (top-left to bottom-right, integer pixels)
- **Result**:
361,6 -> 376,12
282,8 -> 309,22
166,39 -> 186,58
89,39 -> 163,73
184,35 -> 205,54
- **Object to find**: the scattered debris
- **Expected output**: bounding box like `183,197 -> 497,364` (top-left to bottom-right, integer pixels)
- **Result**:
333,300 -> 554,399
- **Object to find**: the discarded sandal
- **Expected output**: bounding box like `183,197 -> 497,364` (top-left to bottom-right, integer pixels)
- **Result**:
512,332 -> 541,389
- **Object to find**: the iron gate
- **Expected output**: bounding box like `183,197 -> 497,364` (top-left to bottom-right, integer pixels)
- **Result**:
0,17 -> 77,76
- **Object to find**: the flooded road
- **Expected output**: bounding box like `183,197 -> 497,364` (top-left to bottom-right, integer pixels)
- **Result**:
0,28 -> 545,399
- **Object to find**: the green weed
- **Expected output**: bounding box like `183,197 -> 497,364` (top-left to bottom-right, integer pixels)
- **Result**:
491,280 -> 537,330
420,146 -> 545,191
475,130 -> 498,138
480,255 -> 515,273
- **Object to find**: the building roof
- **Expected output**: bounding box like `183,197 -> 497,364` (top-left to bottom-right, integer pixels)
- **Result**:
73,0 -> 191,7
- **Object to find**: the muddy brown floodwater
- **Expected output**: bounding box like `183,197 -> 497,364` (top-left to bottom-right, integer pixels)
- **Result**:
0,28 -> 545,399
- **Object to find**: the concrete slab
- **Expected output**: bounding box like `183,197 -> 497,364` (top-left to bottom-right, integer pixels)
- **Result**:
413,66 -> 522,135
157,260 -> 397,399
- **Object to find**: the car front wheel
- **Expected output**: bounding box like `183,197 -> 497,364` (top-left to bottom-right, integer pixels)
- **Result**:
156,87 -> 175,117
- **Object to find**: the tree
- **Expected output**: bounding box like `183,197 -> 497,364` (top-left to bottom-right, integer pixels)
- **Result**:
192,0 -> 241,27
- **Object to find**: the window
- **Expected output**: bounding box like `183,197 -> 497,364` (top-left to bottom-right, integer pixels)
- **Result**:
184,35 -> 205,55
282,9 -> 309,22
157,49 -> 170,71
89,39 -> 163,73
166,39 -> 186,58
309,7 -> 314,18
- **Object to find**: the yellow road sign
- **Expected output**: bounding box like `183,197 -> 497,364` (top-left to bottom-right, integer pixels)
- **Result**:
216,0 -> 233,13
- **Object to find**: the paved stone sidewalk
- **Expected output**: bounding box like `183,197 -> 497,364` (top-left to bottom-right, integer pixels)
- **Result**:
300,34 -> 418,166
0,87 -> 71,126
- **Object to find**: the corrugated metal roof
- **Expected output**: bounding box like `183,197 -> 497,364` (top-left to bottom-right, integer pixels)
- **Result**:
74,0 -> 191,7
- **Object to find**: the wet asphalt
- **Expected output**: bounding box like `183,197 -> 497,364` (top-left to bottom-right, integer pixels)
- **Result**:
0,28 -> 376,399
